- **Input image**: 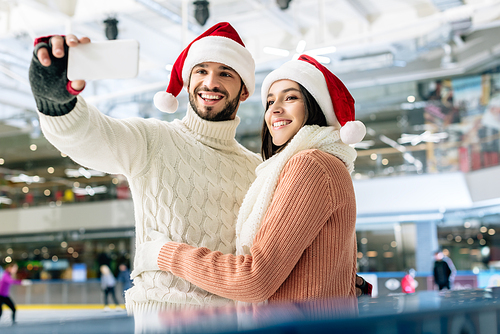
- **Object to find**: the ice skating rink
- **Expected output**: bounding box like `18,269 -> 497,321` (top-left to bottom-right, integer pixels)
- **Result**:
0,304 -> 133,334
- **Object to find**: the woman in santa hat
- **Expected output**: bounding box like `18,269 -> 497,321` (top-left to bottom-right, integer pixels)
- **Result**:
134,54 -> 366,304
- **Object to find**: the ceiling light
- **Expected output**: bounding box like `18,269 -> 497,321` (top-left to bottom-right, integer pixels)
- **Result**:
65,168 -> 106,178
263,47 -> 290,57
193,1 -> 209,26
403,153 -> 423,171
73,185 -> 108,196
6,174 -> 45,184
379,134 -> 406,152
79,168 -> 91,179
398,131 -> 449,145
104,17 -> 119,40
295,40 -> 306,53
263,40 -> 334,64
481,246 -> 490,256
276,0 -> 292,10
0,196 -> 12,205
353,140 -> 375,150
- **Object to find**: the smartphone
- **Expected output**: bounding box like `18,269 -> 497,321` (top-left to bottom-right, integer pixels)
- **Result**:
67,39 -> 140,81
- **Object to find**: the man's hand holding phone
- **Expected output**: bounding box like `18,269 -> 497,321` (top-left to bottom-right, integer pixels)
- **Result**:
29,34 -> 90,116
36,34 -> 89,91
29,34 -> 139,116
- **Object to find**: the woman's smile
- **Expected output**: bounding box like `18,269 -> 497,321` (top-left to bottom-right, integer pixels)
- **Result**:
265,80 -> 305,146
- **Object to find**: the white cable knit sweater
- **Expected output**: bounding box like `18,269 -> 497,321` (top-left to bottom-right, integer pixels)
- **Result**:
38,96 -> 261,313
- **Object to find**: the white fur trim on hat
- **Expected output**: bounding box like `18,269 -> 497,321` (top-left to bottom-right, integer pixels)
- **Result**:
154,91 -> 179,113
261,60 -> 339,128
182,36 -> 256,97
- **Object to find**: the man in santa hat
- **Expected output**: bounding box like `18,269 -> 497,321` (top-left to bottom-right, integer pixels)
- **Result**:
29,22 -> 261,318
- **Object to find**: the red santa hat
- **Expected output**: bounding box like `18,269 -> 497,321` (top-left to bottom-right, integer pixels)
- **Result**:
260,54 -> 366,145
154,22 -> 255,113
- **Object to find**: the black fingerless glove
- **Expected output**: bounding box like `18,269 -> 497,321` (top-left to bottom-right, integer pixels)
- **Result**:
28,36 -> 81,116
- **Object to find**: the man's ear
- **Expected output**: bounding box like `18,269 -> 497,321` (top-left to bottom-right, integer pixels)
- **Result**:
239,85 -> 250,102
187,73 -> 192,92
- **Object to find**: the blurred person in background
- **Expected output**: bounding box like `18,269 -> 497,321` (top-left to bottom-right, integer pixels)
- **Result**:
0,263 -> 31,324
401,268 -> 417,294
117,264 -> 132,301
433,250 -> 457,290
133,55 -> 366,305
100,265 -> 120,311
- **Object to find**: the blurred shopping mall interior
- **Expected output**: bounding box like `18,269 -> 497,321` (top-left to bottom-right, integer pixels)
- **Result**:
2,0 -> 500,296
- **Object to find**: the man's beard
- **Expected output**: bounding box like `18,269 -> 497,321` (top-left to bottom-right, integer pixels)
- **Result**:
189,84 -> 243,122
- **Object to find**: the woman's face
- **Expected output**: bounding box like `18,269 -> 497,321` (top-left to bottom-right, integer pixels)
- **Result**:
265,80 -> 306,146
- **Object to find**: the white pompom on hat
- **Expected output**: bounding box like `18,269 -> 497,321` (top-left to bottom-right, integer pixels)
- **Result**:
261,54 -> 366,145
154,22 -> 255,113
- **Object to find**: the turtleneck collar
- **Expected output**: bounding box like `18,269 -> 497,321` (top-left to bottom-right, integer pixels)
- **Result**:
182,103 -> 241,145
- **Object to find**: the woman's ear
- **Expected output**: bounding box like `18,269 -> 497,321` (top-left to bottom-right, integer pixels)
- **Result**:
239,85 -> 250,102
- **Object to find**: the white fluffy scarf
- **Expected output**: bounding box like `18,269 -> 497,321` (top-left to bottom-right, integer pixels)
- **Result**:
235,125 -> 357,256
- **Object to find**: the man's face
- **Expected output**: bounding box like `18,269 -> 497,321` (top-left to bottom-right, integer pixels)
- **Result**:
188,62 -> 249,122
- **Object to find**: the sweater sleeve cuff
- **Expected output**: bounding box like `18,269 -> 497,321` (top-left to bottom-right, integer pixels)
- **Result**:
38,95 -> 89,133
157,242 -> 193,272
35,95 -> 77,116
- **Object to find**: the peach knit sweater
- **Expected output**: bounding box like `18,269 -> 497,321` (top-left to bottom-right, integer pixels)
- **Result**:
157,149 -> 357,303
